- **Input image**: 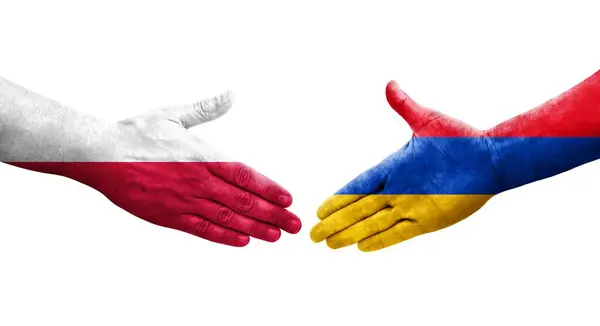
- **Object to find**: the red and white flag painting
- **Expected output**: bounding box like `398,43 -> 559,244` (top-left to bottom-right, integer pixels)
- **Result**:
4,88 -> 301,247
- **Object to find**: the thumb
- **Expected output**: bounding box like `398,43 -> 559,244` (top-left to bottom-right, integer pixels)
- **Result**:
385,81 -> 435,132
159,90 -> 235,129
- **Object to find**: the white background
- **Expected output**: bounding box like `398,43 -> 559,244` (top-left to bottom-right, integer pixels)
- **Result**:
1,0 -> 600,325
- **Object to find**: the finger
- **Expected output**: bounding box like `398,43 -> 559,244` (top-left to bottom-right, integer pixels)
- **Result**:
317,165 -> 388,219
186,197 -> 281,242
176,214 -> 250,247
317,195 -> 364,220
358,220 -> 425,252
157,90 -> 235,128
207,179 -> 302,234
386,80 -> 436,132
326,207 -> 397,249
327,195 -> 435,249
310,195 -> 389,243
207,162 -> 292,207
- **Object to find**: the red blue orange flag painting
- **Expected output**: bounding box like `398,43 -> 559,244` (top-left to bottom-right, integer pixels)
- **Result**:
312,71 -> 600,251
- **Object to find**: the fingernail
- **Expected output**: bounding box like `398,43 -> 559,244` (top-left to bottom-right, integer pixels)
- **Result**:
287,219 -> 302,234
278,194 -> 292,207
266,228 -> 281,242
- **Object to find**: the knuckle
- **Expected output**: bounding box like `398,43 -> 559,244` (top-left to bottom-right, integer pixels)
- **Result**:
261,183 -> 273,197
202,175 -> 220,196
194,219 -> 211,236
216,207 -> 235,226
234,166 -> 254,188
234,191 -> 254,212
193,100 -> 210,119
209,161 -> 225,173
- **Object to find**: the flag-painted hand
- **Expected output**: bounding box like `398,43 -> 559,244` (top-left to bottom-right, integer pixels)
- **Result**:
313,71 -> 600,252
14,92 -> 301,247
311,82 -> 500,252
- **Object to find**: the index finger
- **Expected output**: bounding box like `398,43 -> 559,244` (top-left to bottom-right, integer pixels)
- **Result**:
208,162 -> 292,207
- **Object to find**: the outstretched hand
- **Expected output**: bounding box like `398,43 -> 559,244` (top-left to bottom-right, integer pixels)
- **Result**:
311,81 -> 501,251
14,91 -> 301,247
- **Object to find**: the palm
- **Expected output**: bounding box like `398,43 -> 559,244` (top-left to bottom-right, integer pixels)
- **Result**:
311,81 -> 500,251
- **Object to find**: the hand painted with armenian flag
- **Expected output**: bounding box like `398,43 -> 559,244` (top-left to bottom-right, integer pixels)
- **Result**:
312,71 -> 600,251
311,82 -> 499,251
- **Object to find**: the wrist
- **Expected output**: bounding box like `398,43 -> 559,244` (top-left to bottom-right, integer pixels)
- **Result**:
51,117 -> 121,181
483,129 -> 536,192
12,115 -> 117,180
484,127 -> 600,192
482,129 -> 510,193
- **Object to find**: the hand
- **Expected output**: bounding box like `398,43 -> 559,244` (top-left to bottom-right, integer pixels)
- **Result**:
310,81 -> 501,251
19,91 -> 301,247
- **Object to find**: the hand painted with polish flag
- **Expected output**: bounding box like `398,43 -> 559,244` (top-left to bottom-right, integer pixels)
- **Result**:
1,78 -> 301,247
88,92 -> 301,246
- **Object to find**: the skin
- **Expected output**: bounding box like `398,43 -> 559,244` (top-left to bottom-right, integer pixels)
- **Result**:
313,71 -> 600,252
311,81 -> 496,251
0,77 -> 301,247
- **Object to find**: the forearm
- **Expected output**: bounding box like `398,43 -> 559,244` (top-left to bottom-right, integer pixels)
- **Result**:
485,70 -> 600,191
0,77 -> 111,164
